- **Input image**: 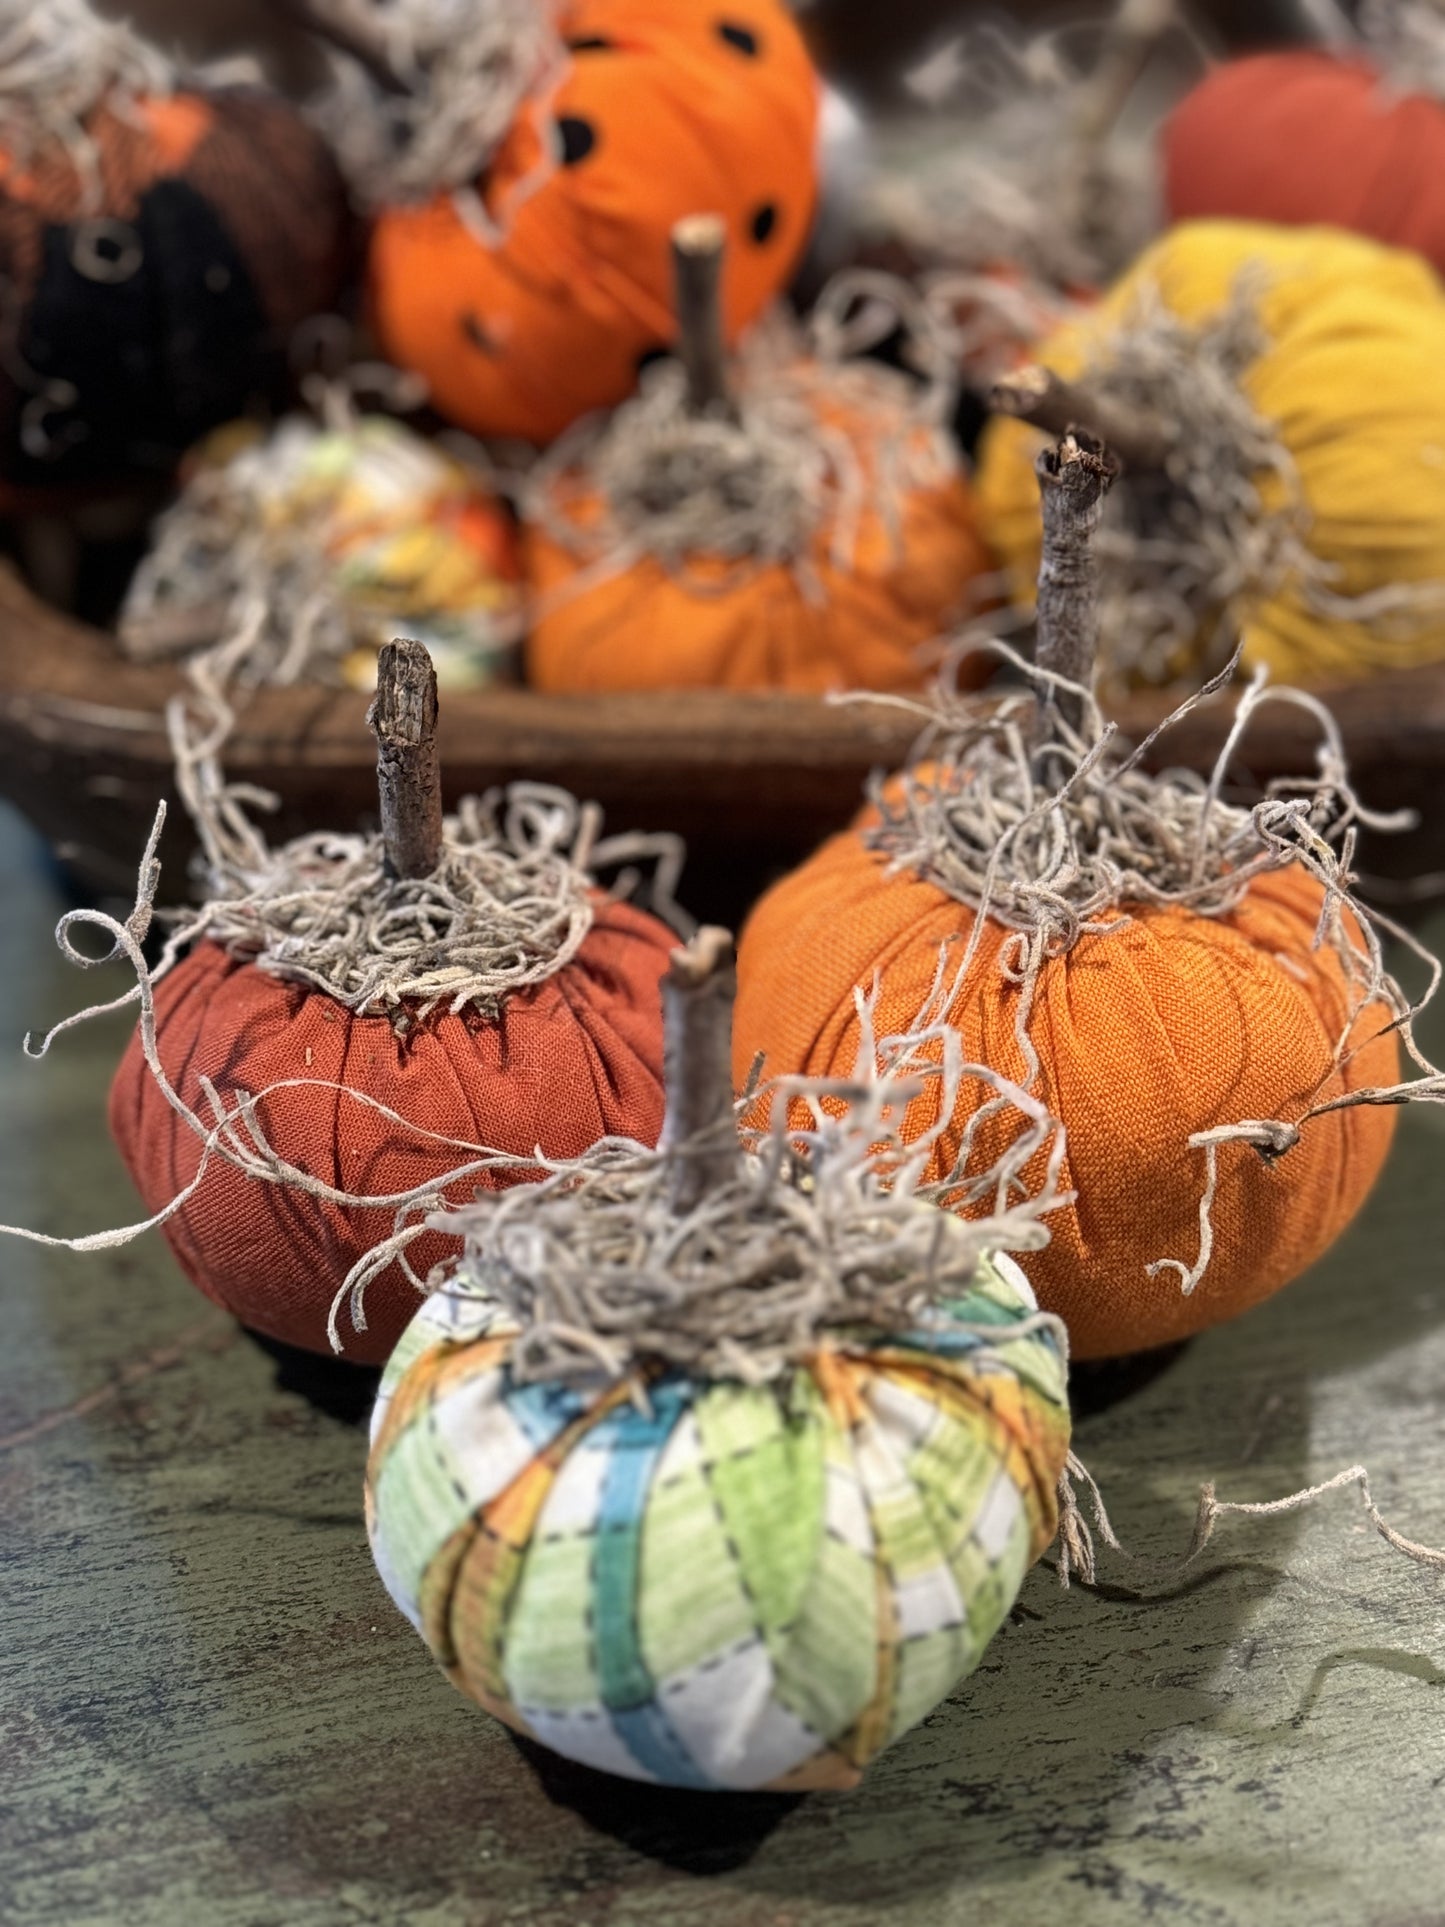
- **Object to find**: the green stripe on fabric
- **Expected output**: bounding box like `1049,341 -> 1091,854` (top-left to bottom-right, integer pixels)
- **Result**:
892,1627 -> 970,1742
371,1420 -> 478,1608
637,1419 -> 757,1683
902,1408 -> 1007,1564
694,1383 -> 826,1642
768,1525 -> 880,1746
592,1386 -> 691,1714
498,1530 -> 598,1712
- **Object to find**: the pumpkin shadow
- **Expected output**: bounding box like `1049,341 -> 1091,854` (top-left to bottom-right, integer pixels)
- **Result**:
242,1326 -> 381,1427
509,1736 -> 800,1875
1068,1337 -> 1191,1419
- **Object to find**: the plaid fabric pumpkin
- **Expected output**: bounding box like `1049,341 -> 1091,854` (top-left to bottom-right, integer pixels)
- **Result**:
366,1248 -> 1069,1790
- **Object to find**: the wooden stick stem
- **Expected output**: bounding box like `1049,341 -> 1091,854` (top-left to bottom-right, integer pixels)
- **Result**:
671,215 -> 736,421
368,638 -> 443,880
1034,433 -> 1117,739
660,926 -> 741,1215
992,364 -> 1175,475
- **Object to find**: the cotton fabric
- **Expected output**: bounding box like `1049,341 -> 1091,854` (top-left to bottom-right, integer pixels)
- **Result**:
1163,54 -> 1445,280
108,900 -> 674,1364
366,1248 -> 1070,1790
733,825 -> 1399,1360
369,0 -> 819,445
974,221 -> 1445,682
524,426 -> 989,695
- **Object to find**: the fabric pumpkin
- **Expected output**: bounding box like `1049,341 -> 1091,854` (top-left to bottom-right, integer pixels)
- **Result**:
365,929 -> 1072,1790
109,906 -> 672,1364
108,642 -> 678,1364
362,0 -> 820,444
733,821 -> 1399,1361
1162,42 -> 1445,277
524,365 -> 988,697
0,4 -> 350,497
734,432 -> 1417,1363
121,411 -> 524,691
366,1249 -> 1069,1791
525,469 -> 987,693
974,221 -> 1445,686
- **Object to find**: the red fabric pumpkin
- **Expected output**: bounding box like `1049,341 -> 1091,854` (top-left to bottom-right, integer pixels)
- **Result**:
108,901 -> 674,1364
1162,52 -> 1445,277
367,0 -> 820,443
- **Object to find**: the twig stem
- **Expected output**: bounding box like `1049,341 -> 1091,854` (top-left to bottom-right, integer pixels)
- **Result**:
660,926 -> 740,1214
1034,433 -> 1117,738
992,364 -> 1175,474
671,215 -> 736,421
368,638 -> 443,880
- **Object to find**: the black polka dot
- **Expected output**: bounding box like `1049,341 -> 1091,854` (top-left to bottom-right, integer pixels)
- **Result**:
749,202 -> 778,245
635,346 -> 670,377
567,35 -> 612,51
460,312 -> 498,355
558,116 -> 597,166
717,22 -> 760,56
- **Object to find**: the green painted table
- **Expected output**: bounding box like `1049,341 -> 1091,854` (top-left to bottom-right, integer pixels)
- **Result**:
2,803 -> 1443,1927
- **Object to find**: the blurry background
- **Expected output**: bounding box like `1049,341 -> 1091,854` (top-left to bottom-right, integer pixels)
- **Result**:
101,0 -> 1342,100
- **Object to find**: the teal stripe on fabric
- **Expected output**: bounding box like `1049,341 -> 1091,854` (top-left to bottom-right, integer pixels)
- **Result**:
505,1378 -> 590,1449
611,1702 -> 715,1790
589,1382 -> 716,1790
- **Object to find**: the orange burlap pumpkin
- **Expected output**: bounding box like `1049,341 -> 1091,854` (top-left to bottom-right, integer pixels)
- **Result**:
733,822 -> 1399,1360
524,419 -> 990,695
0,87 -> 349,496
109,902 -> 674,1364
369,1 -> 819,444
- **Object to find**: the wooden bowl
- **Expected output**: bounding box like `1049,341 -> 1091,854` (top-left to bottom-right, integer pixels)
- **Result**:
1,563 -> 1441,924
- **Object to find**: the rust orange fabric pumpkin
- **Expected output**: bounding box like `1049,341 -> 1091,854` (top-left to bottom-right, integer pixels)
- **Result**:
733,437 -> 1409,1360
1162,43 -> 1445,278
107,642 -> 677,1363
317,0 -> 819,445
523,240 -> 991,695
0,2 -> 350,497
110,908 -> 672,1364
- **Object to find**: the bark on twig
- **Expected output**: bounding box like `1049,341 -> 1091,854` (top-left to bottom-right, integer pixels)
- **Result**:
671,215 -> 737,422
660,925 -> 741,1214
992,364 -> 1175,474
1034,433 -> 1117,737
368,638 -> 443,880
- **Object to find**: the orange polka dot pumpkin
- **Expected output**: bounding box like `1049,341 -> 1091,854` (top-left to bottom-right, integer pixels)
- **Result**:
0,12 -> 350,497
364,2 -> 821,443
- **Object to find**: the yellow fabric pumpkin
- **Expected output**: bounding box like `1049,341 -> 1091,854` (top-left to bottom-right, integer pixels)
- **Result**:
974,221 -> 1445,684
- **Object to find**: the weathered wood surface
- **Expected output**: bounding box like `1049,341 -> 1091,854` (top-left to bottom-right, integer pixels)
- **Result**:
2,803 -> 1444,1927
